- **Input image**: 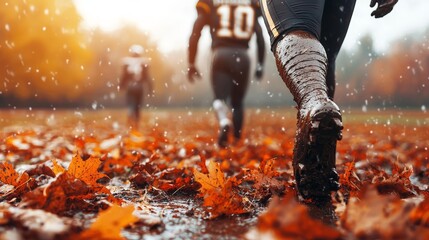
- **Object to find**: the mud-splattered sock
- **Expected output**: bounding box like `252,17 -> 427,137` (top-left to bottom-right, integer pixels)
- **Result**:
274,32 -> 330,118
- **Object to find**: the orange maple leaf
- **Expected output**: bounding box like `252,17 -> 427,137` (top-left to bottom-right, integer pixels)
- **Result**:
51,155 -> 120,203
193,159 -> 225,194
0,162 -> 30,187
67,154 -> 107,187
79,205 -> 137,240
193,160 -> 246,218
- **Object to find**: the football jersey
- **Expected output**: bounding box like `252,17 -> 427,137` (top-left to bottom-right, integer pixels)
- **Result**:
121,56 -> 150,89
196,0 -> 262,49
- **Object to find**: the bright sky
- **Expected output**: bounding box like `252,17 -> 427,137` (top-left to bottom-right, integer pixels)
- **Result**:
73,0 -> 429,53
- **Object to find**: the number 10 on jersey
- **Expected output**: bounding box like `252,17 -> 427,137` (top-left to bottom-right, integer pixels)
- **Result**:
217,5 -> 255,39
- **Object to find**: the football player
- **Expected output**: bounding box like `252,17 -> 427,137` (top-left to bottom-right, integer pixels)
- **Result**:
259,0 -> 398,201
188,0 -> 266,147
120,44 -> 153,129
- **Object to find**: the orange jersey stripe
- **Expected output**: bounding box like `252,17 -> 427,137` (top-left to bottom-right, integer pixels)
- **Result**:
196,2 -> 211,14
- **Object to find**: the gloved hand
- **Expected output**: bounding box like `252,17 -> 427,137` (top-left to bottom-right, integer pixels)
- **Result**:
370,0 -> 398,18
187,65 -> 201,83
255,63 -> 263,81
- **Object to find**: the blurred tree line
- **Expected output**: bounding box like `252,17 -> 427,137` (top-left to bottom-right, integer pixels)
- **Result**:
0,0 -> 428,109
336,33 -> 429,108
0,0 -> 89,107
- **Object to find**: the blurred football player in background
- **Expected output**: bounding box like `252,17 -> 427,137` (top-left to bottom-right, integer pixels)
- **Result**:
120,44 -> 153,129
188,0 -> 266,148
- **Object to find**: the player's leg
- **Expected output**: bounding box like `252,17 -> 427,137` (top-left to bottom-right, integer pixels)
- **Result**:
211,48 -> 233,147
260,0 -> 342,200
126,89 -> 139,129
320,0 -> 356,99
230,49 -> 250,140
135,88 -> 143,127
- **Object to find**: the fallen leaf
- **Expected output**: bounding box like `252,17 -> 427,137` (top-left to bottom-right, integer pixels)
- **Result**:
194,160 -> 247,218
251,193 -> 341,239
21,173 -> 92,214
409,192 -> 429,227
68,154 -> 107,187
197,154 -> 208,174
79,205 -> 138,240
0,162 -> 31,198
193,160 -> 225,194
341,186 -> 414,239
0,162 -> 22,186
1,203 -> 74,240
52,159 -> 66,175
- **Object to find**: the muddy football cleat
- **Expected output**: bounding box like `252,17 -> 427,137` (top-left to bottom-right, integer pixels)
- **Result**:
218,118 -> 232,148
294,99 -> 343,200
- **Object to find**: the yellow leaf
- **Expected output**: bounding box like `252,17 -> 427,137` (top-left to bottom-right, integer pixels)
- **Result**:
193,161 -> 247,217
51,159 -> 66,175
80,205 -> 137,240
68,154 -> 107,187
193,160 -> 225,193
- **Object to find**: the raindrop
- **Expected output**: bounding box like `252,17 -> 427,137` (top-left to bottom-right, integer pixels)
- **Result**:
46,114 -> 56,126
74,111 -> 83,117
5,24 -> 10,31
178,148 -> 186,158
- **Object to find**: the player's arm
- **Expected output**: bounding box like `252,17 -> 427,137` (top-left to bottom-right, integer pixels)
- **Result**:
370,0 -> 398,18
188,13 -> 207,68
254,20 -> 266,80
188,2 -> 209,82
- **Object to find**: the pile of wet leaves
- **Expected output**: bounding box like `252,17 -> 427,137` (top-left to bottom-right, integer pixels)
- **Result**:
0,109 -> 429,239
